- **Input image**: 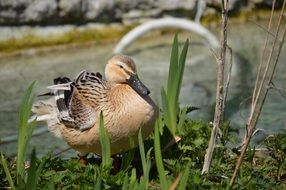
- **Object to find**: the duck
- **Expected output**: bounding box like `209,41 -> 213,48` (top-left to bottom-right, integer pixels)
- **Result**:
32,54 -> 158,160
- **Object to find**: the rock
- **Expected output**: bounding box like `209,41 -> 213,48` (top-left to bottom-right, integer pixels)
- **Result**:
85,0 -> 115,22
252,0 -> 284,8
122,9 -> 161,24
59,0 -> 86,19
114,0 -> 158,10
0,0 -> 31,24
24,0 -> 58,24
159,0 -> 197,11
206,0 -> 247,12
0,0 -> 282,25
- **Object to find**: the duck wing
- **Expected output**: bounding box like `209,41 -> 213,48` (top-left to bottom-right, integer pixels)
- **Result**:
49,71 -> 106,131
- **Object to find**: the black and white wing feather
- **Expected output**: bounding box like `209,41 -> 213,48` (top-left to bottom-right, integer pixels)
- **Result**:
48,71 -> 106,131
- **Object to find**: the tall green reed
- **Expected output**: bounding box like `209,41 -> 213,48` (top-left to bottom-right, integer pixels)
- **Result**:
161,34 -> 189,135
99,111 -> 112,170
17,82 -> 37,180
1,82 -> 43,189
155,35 -> 190,189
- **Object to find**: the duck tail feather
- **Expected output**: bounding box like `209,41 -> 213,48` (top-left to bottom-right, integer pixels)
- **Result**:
31,98 -> 63,139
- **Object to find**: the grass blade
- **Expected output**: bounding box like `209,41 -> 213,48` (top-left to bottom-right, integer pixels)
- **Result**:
27,149 -> 46,190
1,153 -> 15,190
161,87 -> 176,135
121,146 -> 135,171
163,37 -> 189,136
129,168 -> 138,189
177,107 -> 187,133
168,34 -> 179,99
26,149 -> 38,189
99,111 -> 112,169
177,162 -> 190,190
138,129 -> 147,173
138,160 -> 151,190
154,119 -> 169,189
122,174 -> 129,190
137,129 -> 151,189
17,81 -> 36,179
175,39 -> 189,105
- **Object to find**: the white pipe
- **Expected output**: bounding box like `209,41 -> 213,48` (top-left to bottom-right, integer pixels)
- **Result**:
113,17 -> 219,54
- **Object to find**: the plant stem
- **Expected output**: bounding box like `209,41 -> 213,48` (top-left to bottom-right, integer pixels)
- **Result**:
202,0 -> 229,174
229,0 -> 286,187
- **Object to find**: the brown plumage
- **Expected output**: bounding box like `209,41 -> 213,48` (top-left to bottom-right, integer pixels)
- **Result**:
32,55 -> 158,156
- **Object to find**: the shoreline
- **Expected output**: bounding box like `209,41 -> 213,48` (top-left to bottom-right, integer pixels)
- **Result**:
0,9 -> 281,57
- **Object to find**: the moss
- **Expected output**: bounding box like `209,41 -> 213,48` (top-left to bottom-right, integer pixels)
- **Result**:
0,25 -> 133,54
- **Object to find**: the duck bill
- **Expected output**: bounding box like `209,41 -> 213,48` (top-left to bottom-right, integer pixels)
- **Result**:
127,74 -> 150,95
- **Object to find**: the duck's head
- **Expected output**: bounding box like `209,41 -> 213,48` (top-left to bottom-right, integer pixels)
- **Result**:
105,55 -> 150,95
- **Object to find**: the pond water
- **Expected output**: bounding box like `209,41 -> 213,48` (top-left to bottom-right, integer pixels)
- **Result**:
0,20 -> 285,157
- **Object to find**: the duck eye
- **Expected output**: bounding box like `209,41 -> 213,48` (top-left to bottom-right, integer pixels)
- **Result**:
119,65 -> 124,69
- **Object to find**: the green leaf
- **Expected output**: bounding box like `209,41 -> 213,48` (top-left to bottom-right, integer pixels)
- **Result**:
94,178 -> 102,190
175,38 -> 189,106
162,36 -> 189,136
168,34 -> 179,99
122,174 -> 129,190
129,168 -> 138,189
154,119 -> 169,189
161,88 -> 176,135
17,81 -> 36,180
138,128 -> 147,174
138,160 -> 151,190
177,107 -> 187,134
26,149 -> 37,189
178,162 -> 190,190
121,143 -> 135,171
99,111 -> 112,170
1,153 -> 15,190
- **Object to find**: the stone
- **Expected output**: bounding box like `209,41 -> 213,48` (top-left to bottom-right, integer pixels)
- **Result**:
59,0 -> 83,17
159,0 -> 197,11
252,0 -> 284,8
24,0 -> 58,23
85,0 -> 115,21
114,0 -> 158,10
0,0 -> 31,24
0,0 -> 282,25
206,0 -> 247,12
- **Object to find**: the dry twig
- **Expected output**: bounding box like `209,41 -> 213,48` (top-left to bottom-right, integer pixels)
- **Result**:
229,0 -> 286,187
202,0 -> 230,174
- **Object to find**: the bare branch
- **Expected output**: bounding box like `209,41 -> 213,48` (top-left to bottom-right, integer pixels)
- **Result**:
229,0 -> 286,187
252,0 -> 276,105
222,45 -> 233,121
202,0 -> 229,174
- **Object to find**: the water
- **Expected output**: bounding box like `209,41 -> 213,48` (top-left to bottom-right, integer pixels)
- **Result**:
0,20 -> 285,157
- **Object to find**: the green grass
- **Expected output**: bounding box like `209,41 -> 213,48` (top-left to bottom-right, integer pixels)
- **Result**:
1,35 -> 286,189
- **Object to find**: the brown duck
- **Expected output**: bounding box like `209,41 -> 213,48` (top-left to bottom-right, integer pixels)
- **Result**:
32,55 -> 158,159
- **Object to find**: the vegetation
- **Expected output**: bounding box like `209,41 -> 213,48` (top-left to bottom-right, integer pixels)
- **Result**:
1,0 -> 286,187
1,33 -> 286,189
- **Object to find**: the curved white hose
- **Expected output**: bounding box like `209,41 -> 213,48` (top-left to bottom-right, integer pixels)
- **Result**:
113,17 -> 219,54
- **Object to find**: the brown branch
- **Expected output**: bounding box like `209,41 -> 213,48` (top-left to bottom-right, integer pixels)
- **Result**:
202,0 -> 229,174
229,0 -> 286,187
252,0 -> 276,108
168,172 -> 183,190
222,45 -> 233,121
